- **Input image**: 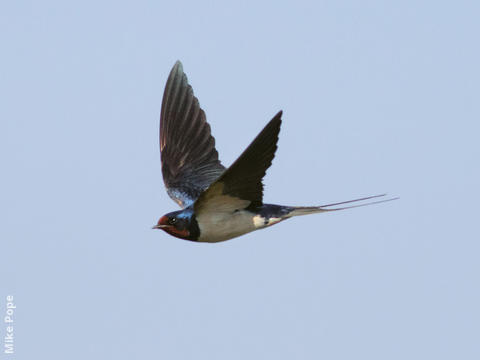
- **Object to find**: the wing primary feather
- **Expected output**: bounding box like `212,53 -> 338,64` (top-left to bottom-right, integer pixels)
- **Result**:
159,61 -> 225,208
195,111 -> 283,211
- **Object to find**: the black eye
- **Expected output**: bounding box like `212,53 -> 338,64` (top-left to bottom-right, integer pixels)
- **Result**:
170,217 -> 177,224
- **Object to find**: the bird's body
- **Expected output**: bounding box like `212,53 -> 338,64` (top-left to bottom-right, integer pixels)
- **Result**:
153,61 -> 396,243
196,203 -> 290,243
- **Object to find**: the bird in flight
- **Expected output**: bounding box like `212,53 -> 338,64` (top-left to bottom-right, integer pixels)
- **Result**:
153,61 -> 396,242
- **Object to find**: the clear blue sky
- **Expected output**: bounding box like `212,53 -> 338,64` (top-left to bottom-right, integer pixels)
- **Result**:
2,1 -> 479,359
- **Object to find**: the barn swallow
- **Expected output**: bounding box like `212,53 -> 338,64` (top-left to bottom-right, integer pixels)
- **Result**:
153,61 -> 397,242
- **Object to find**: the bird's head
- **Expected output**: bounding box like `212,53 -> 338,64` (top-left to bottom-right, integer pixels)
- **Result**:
152,209 -> 199,241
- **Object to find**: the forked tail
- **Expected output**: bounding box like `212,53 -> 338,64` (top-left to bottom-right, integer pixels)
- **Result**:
287,194 -> 398,217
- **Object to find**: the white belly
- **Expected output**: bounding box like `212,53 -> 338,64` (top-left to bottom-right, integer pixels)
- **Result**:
197,210 -> 258,243
196,209 -> 285,242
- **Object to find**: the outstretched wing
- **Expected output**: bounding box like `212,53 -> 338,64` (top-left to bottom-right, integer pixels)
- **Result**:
194,111 -> 282,214
160,61 -> 225,208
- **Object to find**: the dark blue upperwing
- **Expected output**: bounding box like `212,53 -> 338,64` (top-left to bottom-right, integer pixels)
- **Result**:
160,61 -> 225,208
194,111 -> 282,212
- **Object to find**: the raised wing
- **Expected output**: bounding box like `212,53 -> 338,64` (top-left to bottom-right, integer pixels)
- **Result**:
160,61 -> 225,208
194,111 -> 282,214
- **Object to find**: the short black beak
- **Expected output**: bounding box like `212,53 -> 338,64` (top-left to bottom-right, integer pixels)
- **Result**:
153,215 -> 171,230
152,224 -> 168,229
